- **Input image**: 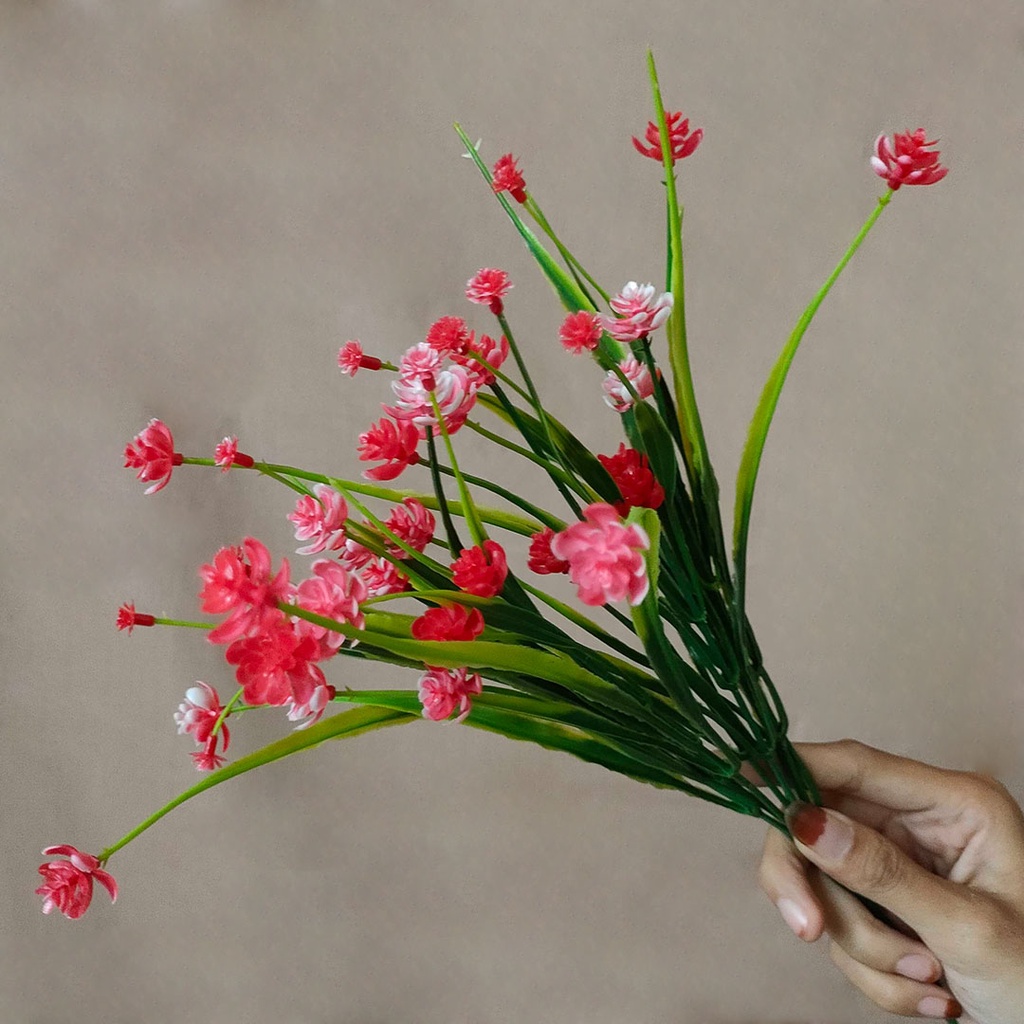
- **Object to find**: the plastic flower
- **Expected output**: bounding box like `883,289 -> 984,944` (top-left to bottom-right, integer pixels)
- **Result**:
597,444 -> 665,515
453,333 -> 509,386
603,355 -> 655,413
550,503 -> 650,607
466,268 -> 512,316
357,416 -> 421,481
225,618 -> 327,708
360,557 -> 410,597
451,540 -> 508,598
116,601 -> 155,633
288,484 -> 349,555
293,559 -> 367,654
386,364 -> 478,437
36,845 -> 118,920
214,436 -> 254,472
527,527 -> 570,575
411,602 -> 486,642
398,342 -> 443,382
559,311 -> 603,354
124,418 -> 182,494
383,498 -> 436,558
285,679 -> 337,729
337,340 -> 383,376
871,129 -> 949,190
174,681 -> 230,772
602,282 -> 673,343
632,110 -> 703,163
425,316 -> 473,356
491,153 -> 527,203
417,666 -> 483,722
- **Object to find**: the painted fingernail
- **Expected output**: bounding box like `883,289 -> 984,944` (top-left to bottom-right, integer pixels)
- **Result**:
896,952 -> 940,983
776,897 -> 809,939
785,803 -> 854,862
917,995 -> 962,1019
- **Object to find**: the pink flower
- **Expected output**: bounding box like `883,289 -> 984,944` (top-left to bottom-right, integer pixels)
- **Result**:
417,666 -> 483,722
287,485 -> 349,555
632,110 -> 703,163
603,355 -> 655,413
175,681 -> 230,772
451,540 -> 508,598
116,602 -> 156,633
214,436 -> 254,472
559,311 -> 603,354
383,498 -> 436,558
293,559 -> 367,654
527,527 -> 570,575
225,618 -> 327,708
338,533 -> 376,573
337,340 -> 383,376
466,268 -> 512,316
602,282 -> 673,342
36,845 -> 118,920
285,679 -> 336,729
357,416 -> 421,481
360,557 -> 410,597
491,153 -> 527,203
411,602 -> 486,642
386,364 -> 478,437
398,342 -> 443,382
199,537 -> 293,645
124,418 -> 182,494
425,316 -> 473,356
597,443 -> 665,515
453,333 -> 509,386
871,129 -> 949,190
549,502 -> 650,607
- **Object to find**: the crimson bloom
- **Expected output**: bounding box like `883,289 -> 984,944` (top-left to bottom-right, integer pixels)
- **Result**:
383,498 -> 436,558
338,340 -> 383,376
225,618 -> 327,708
213,436 -> 254,472
417,666 -> 483,722
550,503 -> 650,607
124,418 -> 182,494
411,602 -> 486,642
36,845 -> 118,920
491,153 -> 527,203
871,129 -> 948,190
527,527 -> 570,575
174,681 -> 230,772
425,316 -> 473,357
360,556 -> 411,597
559,311 -> 603,354
597,443 -> 665,515
466,268 -> 512,316
451,540 -> 508,598
632,110 -> 703,163
116,601 -> 156,633
453,333 -> 509,387
357,416 -> 421,481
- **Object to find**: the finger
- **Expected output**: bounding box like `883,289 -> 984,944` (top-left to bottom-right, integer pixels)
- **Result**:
828,941 -> 963,1019
757,827 -> 825,941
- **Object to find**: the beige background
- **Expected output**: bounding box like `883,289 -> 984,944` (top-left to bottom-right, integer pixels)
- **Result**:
2,2 -> 1022,1022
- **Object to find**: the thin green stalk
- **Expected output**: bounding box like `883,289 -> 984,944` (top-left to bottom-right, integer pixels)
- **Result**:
424,433 -> 463,554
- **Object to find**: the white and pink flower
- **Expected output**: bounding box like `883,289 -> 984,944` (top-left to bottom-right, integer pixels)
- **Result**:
293,560 -> 367,654
288,485 -> 349,556
602,355 -> 655,413
602,282 -> 673,343
417,666 -> 483,722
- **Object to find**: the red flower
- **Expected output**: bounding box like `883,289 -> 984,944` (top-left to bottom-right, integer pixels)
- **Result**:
411,603 -> 485,642
357,416 -> 421,481
417,666 -> 483,722
293,559 -> 367,655
124,418 -> 182,494
225,618 -> 327,708
360,556 -> 410,597
425,316 -> 473,357
597,443 -> 665,515
871,129 -> 948,190
383,498 -> 436,558
451,540 -> 508,598
527,527 -> 570,575
492,153 -> 527,203
453,333 -> 509,386
174,682 -> 230,772
632,110 -> 703,163
36,845 -> 118,920
214,436 -> 254,472
559,311 -> 603,354
338,340 -> 383,376
466,268 -> 512,316
116,601 -> 156,633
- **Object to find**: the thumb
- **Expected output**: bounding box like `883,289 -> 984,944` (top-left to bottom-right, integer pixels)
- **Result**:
786,802 -> 964,951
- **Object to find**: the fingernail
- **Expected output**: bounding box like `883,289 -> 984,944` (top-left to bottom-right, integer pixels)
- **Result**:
785,803 -> 854,862
896,952 -> 940,983
917,994 -> 962,1019
776,897 -> 809,939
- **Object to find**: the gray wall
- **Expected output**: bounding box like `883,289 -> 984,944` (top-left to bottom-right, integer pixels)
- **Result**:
3,3 -> 1021,1022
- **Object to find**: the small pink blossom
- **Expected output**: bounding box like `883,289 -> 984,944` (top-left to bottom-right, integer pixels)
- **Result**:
293,559 -> 367,654
491,153 -> 527,203
383,498 -> 436,558
214,436 -> 255,472
425,316 -> 473,357
550,502 -> 650,607
287,485 -> 349,555
602,282 -> 673,343
124,418 -> 182,494
386,364 -> 478,437
559,311 -> 603,354
466,268 -> 512,316
602,355 -> 655,413
360,557 -> 410,597
225,618 -> 327,707
116,602 -> 156,633
417,666 -> 483,722
175,681 -> 230,772
357,416 -> 421,481
338,533 -> 377,573
871,129 -> 949,190
453,333 -> 509,386
632,110 -> 703,163
285,679 -> 336,729
398,342 -> 443,383
451,540 -> 508,598
527,527 -> 570,575
337,340 -> 383,376
36,845 -> 118,920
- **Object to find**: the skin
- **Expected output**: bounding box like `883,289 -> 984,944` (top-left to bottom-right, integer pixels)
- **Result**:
756,740 -> 1024,1021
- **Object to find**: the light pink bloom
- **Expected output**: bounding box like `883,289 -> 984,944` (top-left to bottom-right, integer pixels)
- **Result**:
36,845 -> 118,920
124,418 -> 182,494
602,282 -> 673,343
293,559 -> 367,654
116,602 -> 156,633
632,110 -> 703,163
285,678 -> 336,729
225,618 -> 327,708
417,666 -> 483,722
338,340 -> 383,376
453,333 -> 509,386
549,502 -> 650,607
602,355 -> 655,413
559,311 -> 603,354
338,533 -> 377,572
214,436 -> 254,472
357,416 -> 421,481
287,485 -> 349,555
466,268 -> 512,316
360,557 -> 410,597
386,364 -> 478,437
871,128 -> 949,190
425,316 -> 473,356
491,153 -> 526,203
175,681 -> 230,772
383,498 -> 436,558
398,342 -> 443,383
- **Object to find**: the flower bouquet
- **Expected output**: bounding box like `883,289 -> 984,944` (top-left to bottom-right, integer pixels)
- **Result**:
38,52 -> 951,1011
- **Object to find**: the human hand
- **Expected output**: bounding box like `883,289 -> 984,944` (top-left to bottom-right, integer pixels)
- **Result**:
756,740 -> 1024,1022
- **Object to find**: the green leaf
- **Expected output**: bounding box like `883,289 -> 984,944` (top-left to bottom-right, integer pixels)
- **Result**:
632,399 -> 678,506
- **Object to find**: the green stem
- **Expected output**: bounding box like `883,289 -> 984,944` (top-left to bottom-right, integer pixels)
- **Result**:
523,196 -> 611,305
